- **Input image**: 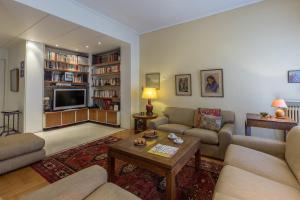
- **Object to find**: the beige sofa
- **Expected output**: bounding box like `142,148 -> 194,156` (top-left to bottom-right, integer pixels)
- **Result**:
213,126 -> 300,200
149,107 -> 235,159
0,133 -> 45,175
21,165 -> 141,200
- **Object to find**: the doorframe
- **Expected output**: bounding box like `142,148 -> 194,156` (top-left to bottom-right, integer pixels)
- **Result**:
0,59 -> 6,127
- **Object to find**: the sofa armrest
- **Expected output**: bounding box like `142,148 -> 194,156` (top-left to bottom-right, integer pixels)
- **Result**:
148,116 -> 169,129
21,165 -> 107,200
232,135 -> 286,159
218,123 -> 234,159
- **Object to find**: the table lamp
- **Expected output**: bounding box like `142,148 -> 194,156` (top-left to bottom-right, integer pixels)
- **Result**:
271,99 -> 287,118
142,88 -> 157,116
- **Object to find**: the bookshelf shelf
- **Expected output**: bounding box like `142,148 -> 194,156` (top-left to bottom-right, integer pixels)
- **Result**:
45,59 -> 89,67
93,61 -> 120,67
44,80 -> 88,85
91,72 -> 120,77
44,68 -> 89,74
91,97 -> 120,101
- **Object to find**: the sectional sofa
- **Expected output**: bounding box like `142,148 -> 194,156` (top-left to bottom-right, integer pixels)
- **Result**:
214,126 -> 300,200
149,107 -> 235,159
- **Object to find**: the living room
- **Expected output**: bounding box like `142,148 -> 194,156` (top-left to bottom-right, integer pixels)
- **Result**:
0,0 -> 300,200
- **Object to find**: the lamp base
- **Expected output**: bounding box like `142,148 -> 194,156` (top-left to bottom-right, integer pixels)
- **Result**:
275,108 -> 285,118
146,99 -> 153,116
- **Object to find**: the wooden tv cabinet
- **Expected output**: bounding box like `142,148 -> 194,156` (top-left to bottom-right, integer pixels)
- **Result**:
43,108 -> 120,129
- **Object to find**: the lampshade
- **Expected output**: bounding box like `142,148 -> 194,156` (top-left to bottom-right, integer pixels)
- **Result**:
142,88 -> 157,99
271,99 -> 287,109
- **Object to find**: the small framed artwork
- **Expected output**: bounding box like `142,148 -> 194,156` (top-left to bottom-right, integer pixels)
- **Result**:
145,73 -> 160,89
175,74 -> 192,96
65,72 -> 74,82
20,61 -> 25,78
288,70 -> 300,83
10,68 -> 19,92
200,69 -> 224,97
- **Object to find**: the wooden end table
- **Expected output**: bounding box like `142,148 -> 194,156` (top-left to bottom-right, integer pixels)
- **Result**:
132,113 -> 158,133
245,113 -> 297,141
108,131 -> 201,200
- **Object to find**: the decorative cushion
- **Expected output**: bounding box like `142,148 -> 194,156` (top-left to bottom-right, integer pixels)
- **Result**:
194,108 -> 221,128
199,115 -> 222,132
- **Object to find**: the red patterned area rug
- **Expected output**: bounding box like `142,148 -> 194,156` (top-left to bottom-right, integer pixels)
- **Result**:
31,136 -> 223,200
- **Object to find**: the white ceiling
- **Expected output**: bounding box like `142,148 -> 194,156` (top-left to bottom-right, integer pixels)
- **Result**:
74,0 -> 263,33
0,0 -> 123,53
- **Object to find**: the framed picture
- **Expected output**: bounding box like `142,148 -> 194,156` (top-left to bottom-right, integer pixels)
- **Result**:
200,69 -> 224,97
175,74 -> 192,96
65,72 -> 74,82
145,73 -> 160,89
10,68 -> 19,92
288,70 -> 300,83
20,61 -> 25,78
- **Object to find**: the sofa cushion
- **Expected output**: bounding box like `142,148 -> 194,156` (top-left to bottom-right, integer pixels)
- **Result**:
0,133 -> 45,161
157,124 -> 191,134
21,165 -> 107,200
164,107 -> 195,127
225,144 -> 299,189
85,183 -> 141,200
215,165 -> 300,200
184,128 -> 218,145
286,126 -> 300,183
213,193 -> 241,200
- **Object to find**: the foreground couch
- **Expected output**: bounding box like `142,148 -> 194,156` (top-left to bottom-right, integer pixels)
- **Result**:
0,133 -> 45,174
149,107 -> 235,159
214,126 -> 300,200
21,165 -> 141,200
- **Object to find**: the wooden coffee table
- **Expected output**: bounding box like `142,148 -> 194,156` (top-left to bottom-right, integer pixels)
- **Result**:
108,130 -> 201,200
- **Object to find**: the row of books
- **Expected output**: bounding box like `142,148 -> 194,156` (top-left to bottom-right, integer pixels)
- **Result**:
44,71 -> 88,83
45,61 -> 89,72
93,51 -> 120,65
46,50 -> 89,65
93,90 -> 118,98
92,77 -> 120,87
92,65 -> 120,74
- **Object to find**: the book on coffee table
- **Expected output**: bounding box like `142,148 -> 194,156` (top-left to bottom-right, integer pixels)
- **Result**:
148,144 -> 179,158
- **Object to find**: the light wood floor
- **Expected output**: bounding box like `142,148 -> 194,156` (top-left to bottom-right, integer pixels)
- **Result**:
0,129 -> 221,200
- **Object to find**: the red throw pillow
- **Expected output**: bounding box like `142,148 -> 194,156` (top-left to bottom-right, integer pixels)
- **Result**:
194,108 -> 221,128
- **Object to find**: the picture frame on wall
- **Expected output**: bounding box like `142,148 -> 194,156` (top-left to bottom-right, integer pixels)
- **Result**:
145,73 -> 160,89
288,70 -> 300,83
175,74 -> 192,96
65,72 -> 74,82
10,68 -> 19,92
200,69 -> 224,97
20,61 -> 24,78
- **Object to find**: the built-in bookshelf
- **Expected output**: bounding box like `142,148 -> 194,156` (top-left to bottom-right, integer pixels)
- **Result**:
44,46 -> 90,111
44,47 -> 89,87
91,49 -> 121,110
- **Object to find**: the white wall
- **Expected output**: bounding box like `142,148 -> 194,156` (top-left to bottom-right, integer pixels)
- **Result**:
24,41 -> 44,133
5,40 -> 26,132
140,0 -> 300,139
16,0 -> 140,129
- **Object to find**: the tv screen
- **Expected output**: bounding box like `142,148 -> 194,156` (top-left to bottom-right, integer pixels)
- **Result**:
54,89 -> 86,110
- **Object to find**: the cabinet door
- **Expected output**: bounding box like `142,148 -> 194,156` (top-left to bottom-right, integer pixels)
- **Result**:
107,111 -> 117,125
45,112 -> 62,128
97,110 -> 106,123
89,109 -> 98,121
62,111 -> 76,125
76,109 -> 88,122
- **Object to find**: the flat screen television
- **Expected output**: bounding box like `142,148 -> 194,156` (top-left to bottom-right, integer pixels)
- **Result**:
53,89 -> 86,110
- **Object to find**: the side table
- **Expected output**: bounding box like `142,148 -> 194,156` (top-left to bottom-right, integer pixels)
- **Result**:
132,113 -> 158,133
245,113 -> 297,141
1,110 -> 22,136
